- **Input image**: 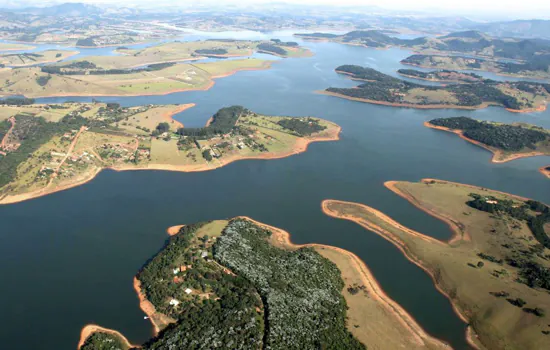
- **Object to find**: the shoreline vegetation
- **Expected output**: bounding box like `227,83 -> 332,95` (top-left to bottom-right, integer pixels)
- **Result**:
424,117 -> 550,165
323,65 -> 549,113
79,217 -> 449,350
322,179 -> 550,350
401,54 -> 550,81
77,325 -> 135,350
0,105 -> 341,205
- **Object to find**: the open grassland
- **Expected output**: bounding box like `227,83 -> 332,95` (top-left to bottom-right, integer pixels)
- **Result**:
0,59 -> 272,97
0,43 -> 34,51
0,104 -> 85,122
0,50 -> 78,67
116,104 -> 192,135
103,40 -> 256,68
323,179 -> 550,350
192,58 -> 272,76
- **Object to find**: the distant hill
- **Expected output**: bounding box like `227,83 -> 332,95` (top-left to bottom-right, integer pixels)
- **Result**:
473,20 -> 550,39
296,29 -> 550,61
442,30 -> 487,39
14,2 -> 102,16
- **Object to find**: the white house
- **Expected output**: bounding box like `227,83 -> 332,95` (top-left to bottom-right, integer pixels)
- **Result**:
169,299 -> 180,306
185,288 -> 192,295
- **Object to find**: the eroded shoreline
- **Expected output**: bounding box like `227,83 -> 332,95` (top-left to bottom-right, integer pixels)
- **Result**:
77,324 -> 136,349
424,121 -> 548,163
239,215 -> 450,349
321,198 -> 481,350
318,90 -> 546,113
78,215 -> 449,349
0,123 -> 340,205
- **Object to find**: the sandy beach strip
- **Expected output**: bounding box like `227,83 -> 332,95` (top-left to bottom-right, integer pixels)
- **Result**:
321,199 -> 482,349
77,324 -> 136,349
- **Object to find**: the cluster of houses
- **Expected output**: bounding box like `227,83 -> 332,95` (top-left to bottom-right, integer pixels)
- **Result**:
167,251 -> 211,307
97,143 -> 135,162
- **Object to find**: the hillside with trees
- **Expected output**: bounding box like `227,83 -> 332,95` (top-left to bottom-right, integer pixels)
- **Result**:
297,29 -> 550,62
132,218 -> 365,349
326,65 -> 549,110
428,117 -> 549,152
402,53 -> 550,79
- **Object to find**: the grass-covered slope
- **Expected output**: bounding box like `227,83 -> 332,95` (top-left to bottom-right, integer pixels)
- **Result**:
323,179 -> 550,350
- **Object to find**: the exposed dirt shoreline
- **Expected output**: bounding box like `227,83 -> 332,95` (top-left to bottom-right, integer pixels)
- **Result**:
424,121 -> 548,163
0,123 -> 340,205
318,90 -> 546,113
321,197 -> 483,350
239,215 -> 450,349
77,324 -> 136,349
540,165 -> 550,179
78,214 -> 449,349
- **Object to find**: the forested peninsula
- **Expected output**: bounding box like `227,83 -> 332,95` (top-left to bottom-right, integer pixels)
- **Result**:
323,179 -> 550,350
425,116 -> 550,164
323,65 -> 549,112
79,218 -> 449,350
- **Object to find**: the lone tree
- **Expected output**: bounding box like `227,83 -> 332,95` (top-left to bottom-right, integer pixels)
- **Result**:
156,122 -> 170,134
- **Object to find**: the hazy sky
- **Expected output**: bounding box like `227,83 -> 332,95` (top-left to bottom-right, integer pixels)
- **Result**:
2,0 -> 549,19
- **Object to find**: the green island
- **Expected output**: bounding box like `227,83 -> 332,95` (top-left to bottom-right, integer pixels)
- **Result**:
322,178 -> 550,350
401,54 -> 550,80
0,102 -> 340,204
323,65 -> 549,112
425,116 -> 550,164
0,40 -> 311,98
78,218 -> 449,350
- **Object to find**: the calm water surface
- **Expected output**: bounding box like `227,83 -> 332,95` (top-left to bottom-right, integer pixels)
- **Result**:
1,31 -> 550,350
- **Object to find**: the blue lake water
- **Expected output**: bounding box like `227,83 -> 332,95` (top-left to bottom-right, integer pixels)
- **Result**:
1,31 -> 550,350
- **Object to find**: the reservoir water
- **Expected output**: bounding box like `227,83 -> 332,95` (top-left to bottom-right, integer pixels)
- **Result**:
1,31 -> 549,350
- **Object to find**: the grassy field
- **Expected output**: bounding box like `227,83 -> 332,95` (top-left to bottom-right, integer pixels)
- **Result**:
323,180 -> 550,350
0,103 -> 100,122
0,43 -> 34,51
404,88 -> 459,104
314,246 -> 448,350
0,50 -> 78,67
0,59 -> 271,97
76,40 -> 256,69
192,58 -> 272,76
116,104 -> 190,135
